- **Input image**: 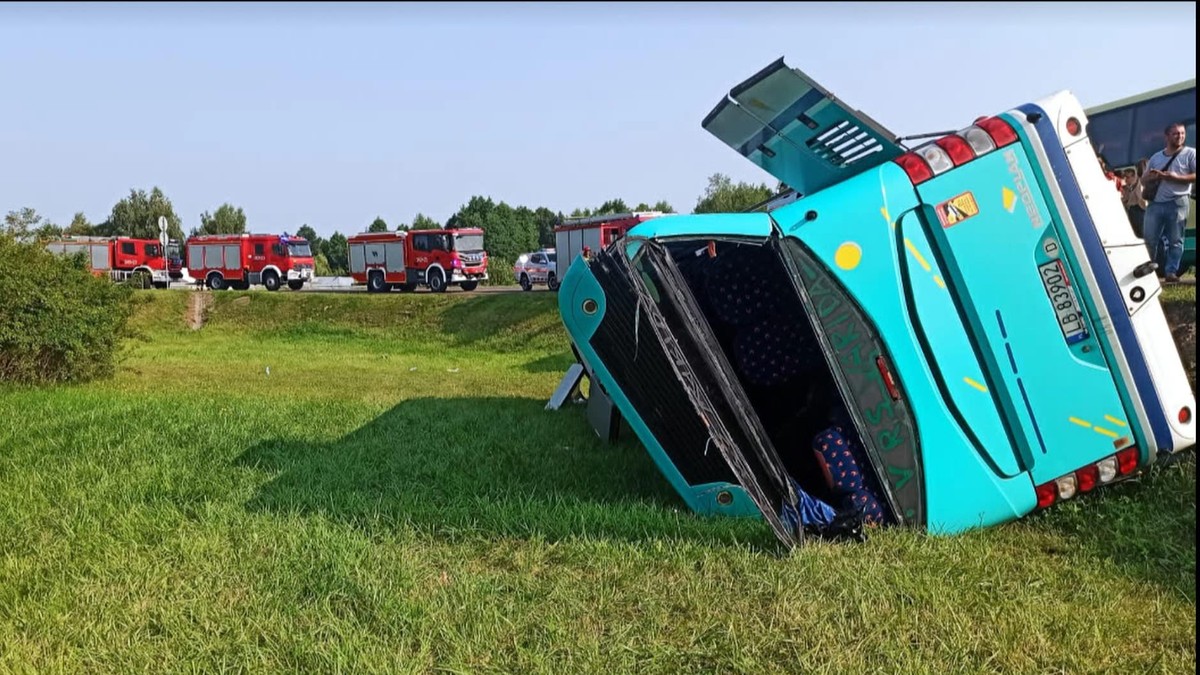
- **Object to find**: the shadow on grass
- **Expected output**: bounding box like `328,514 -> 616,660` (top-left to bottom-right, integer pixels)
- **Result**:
521,353 -> 575,374
235,396 -> 775,549
437,294 -> 563,349
1032,451 -> 1196,599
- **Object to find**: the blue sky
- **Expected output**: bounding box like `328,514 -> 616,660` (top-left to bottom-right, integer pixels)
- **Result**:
1,2 -> 1195,239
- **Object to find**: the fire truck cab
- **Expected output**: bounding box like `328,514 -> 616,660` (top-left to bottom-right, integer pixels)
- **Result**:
186,232 -> 315,291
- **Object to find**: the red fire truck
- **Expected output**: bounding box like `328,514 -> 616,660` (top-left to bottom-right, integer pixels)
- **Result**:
186,232 -> 315,291
553,211 -> 666,280
166,239 -> 185,279
347,228 -> 488,292
44,235 -> 172,288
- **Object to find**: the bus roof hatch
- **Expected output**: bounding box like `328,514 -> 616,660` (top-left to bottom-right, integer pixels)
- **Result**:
701,57 -> 905,197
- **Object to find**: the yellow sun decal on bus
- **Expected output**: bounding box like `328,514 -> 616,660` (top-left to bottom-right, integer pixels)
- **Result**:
835,242 -> 862,270
936,191 -> 980,228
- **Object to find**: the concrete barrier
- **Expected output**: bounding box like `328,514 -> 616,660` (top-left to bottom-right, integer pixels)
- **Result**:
309,276 -> 356,289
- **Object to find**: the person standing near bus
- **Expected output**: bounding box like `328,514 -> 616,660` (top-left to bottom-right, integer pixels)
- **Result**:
1141,122 -> 1196,282
1121,167 -> 1147,236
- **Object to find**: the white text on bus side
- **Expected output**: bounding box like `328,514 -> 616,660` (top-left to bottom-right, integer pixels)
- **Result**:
1004,148 -> 1044,229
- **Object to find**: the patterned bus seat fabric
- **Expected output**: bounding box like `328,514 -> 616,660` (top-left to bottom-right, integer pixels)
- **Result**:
813,426 -> 893,526
733,315 -> 823,387
704,245 -> 786,326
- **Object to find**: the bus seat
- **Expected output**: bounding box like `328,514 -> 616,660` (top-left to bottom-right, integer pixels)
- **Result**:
812,426 -> 892,525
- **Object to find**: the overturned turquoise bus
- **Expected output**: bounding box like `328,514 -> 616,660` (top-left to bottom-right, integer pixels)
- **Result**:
557,59 -> 1195,548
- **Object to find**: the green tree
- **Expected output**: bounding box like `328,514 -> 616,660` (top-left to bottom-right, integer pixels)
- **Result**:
569,207 -> 592,218
368,216 -> 388,233
314,252 -> 334,277
635,200 -> 676,213
66,212 -> 93,235
296,224 -> 323,257
2,207 -> 44,241
323,232 -> 349,274
693,173 -> 773,214
102,187 -> 185,241
510,204 -> 539,252
447,195 -> 494,231
196,203 -> 247,236
411,213 -> 440,230
596,198 -> 628,215
534,207 -> 560,249
32,221 -> 63,241
486,203 -> 536,287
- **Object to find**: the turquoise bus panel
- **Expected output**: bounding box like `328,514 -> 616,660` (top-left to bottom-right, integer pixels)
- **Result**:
778,162 -> 1037,532
624,212 -> 776,243
1007,109 -> 1160,459
894,209 -> 1023,478
916,147 -> 1133,485
559,254 -> 762,518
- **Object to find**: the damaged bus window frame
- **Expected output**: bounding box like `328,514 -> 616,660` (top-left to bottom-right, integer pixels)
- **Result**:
606,232 -> 923,546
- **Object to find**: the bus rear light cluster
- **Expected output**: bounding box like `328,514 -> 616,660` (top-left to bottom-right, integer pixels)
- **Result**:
893,116 -> 1018,185
894,153 -> 934,184
1035,447 -> 1140,510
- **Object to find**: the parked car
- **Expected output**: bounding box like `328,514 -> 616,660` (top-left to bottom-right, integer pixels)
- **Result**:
513,248 -> 559,291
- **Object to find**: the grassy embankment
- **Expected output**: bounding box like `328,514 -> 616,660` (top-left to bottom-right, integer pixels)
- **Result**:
1,288 -> 1194,672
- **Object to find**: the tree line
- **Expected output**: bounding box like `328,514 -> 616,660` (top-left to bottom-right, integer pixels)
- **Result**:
3,173 -> 778,276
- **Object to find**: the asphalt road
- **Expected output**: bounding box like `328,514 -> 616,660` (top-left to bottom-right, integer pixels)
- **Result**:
295,284 -> 539,295
160,280 -> 547,294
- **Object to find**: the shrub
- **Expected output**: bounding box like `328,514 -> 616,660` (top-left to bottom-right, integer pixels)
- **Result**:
484,257 -> 516,287
0,235 -> 134,384
314,251 -> 335,277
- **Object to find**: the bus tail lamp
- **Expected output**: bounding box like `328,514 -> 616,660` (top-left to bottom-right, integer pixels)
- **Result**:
916,144 -> 954,175
935,134 -> 975,166
975,116 -> 1018,147
1075,465 -> 1100,493
1034,447 -> 1141,510
1035,481 -> 1057,509
892,116 -> 1018,184
960,126 -> 996,155
1115,446 -> 1139,476
894,152 -> 934,185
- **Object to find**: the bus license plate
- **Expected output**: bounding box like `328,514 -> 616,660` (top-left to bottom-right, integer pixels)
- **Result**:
1038,260 -> 1088,345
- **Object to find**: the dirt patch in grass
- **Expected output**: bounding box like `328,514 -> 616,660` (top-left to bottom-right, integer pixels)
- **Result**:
187,292 -> 213,331
1164,299 -> 1196,391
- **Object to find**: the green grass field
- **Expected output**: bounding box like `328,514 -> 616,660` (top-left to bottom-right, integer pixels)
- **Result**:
1,289 -> 1195,672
